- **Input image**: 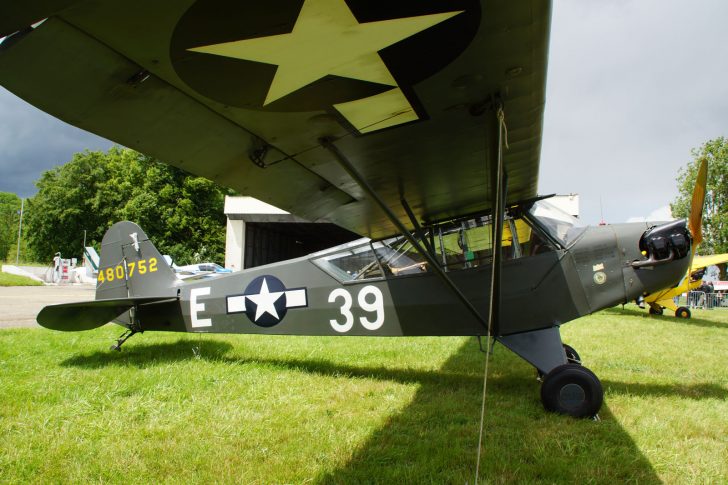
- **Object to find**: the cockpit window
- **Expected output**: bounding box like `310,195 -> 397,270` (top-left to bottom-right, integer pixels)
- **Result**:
528,200 -> 586,247
373,237 -> 430,276
311,240 -> 383,281
311,207 -> 562,282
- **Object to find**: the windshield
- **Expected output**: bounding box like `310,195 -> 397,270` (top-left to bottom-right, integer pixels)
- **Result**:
529,200 -> 586,247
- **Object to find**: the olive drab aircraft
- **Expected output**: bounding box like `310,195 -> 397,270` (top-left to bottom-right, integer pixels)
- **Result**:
0,1 -> 706,418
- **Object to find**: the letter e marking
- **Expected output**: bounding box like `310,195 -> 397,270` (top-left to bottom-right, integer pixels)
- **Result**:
190,287 -> 212,328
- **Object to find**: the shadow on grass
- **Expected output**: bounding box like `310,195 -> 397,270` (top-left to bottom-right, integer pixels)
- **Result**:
62,336 -> 725,482
316,340 -> 662,484
61,340 -> 728,401
60,339 -> 234,369
604,306 -> 728,329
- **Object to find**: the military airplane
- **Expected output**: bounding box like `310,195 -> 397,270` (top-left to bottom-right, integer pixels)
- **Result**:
0,0 -> 704,417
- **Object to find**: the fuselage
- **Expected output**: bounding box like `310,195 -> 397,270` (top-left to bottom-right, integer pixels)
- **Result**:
131,202 -> 692,338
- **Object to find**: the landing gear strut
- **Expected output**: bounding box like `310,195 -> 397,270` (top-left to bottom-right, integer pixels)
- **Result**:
537,343 -> 581,379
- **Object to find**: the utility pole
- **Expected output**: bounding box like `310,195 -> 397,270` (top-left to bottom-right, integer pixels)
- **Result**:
15,198 -> 24,264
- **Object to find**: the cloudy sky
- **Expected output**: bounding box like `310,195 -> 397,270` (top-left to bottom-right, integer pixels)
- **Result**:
0,0 -> 726,224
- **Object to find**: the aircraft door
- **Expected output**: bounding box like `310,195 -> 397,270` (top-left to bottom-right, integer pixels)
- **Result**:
499,218 -> 585,334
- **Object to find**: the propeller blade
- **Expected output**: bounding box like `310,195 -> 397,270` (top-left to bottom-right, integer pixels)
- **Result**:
688,158 -> 708,249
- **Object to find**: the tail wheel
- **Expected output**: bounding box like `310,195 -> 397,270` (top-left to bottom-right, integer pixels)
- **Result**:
648,306 -> 664,315
540,364 -> 603,418
675,306 -> 691,318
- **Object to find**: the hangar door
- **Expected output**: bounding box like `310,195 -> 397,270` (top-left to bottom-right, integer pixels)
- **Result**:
244,222 -> 358,269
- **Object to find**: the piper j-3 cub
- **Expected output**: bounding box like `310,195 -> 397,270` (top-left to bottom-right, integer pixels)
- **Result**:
0,0 -> 704,417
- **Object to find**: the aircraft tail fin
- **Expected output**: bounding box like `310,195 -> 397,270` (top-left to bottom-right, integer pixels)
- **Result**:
96,221 -> 179,300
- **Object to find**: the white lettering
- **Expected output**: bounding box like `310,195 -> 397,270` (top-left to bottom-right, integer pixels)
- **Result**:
190,287 -> 212,328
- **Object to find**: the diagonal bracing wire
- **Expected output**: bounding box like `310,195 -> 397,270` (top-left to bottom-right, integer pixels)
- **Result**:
475,106 -> 508,484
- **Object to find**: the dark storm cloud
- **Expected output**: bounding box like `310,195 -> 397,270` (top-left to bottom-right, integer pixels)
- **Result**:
0,87 -> 112,197
539,0 -> 728,223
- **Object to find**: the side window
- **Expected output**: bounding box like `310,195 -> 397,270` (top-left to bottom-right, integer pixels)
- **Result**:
435,218 -> 493,270
312,243 -> 384,282
433,215 -> 553,269
373,238 -> 429,276
516,218 -> 556,256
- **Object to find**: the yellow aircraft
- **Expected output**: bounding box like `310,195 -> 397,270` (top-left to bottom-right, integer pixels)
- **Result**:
644,253 -> 728,318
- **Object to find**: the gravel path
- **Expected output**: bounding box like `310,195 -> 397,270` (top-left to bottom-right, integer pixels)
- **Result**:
0,285 -> 95,328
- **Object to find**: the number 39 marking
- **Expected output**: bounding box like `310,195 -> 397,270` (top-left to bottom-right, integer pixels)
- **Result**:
328,285 -> 385,333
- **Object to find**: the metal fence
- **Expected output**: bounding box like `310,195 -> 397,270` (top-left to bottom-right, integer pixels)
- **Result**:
675,291 -> 728,309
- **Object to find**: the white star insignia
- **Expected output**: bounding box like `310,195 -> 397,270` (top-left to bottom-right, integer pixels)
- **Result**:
246,278 -> 284,321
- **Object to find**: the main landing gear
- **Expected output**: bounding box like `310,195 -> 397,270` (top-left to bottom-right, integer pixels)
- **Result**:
540,344 -> 602,418
498,329 -> 603,418
541,363 -> 603,418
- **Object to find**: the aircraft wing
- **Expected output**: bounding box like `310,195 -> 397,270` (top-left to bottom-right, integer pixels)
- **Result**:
692,254 -> 728,270
0,0 -> 550,238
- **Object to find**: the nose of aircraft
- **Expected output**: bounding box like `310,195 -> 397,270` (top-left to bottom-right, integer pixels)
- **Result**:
617,219 -> 692,300
568,219 -> 692,313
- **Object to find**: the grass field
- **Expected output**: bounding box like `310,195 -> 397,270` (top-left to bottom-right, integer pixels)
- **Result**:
1,306 -> 726,484
0,272 -> 43,286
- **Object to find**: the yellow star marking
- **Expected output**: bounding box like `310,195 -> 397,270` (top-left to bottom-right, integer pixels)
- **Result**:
189,0 -> 463,106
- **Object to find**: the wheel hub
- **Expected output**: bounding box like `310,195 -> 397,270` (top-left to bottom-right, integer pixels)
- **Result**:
559,383 -> 586,409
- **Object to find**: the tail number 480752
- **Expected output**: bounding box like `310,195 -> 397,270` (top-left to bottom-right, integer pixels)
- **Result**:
328,286 -> 384,333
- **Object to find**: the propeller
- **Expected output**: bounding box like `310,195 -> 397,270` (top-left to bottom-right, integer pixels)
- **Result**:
688,158 -> 708,254
686,158 -> 709,288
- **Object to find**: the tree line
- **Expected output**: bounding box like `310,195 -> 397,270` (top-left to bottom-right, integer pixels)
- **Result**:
671,137 -> 728,256
1,147 -> 234,264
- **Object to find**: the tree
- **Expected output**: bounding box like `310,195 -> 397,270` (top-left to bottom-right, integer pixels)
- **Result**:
24,147 -> 234,264
671,137 -> 728,256
0,192 -> 22,261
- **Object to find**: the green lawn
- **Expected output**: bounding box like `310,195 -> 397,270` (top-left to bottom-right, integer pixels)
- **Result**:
0,271 -> 43,286
1,306 -> 726,483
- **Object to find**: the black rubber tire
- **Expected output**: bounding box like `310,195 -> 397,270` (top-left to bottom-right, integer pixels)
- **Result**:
541,364 -> 603,418
648,306 -> 664,316
563,344 -> 581,365
675,306 -> 691,319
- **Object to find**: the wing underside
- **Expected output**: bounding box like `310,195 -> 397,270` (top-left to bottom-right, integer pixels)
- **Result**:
0,0 -> 551,238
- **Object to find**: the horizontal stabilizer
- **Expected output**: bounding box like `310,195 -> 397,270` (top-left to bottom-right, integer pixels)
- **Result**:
37,296 -> 178,331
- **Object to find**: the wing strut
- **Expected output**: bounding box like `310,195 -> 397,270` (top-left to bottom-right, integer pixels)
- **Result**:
320,137 -> 487,329
400,196 -> 436,258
